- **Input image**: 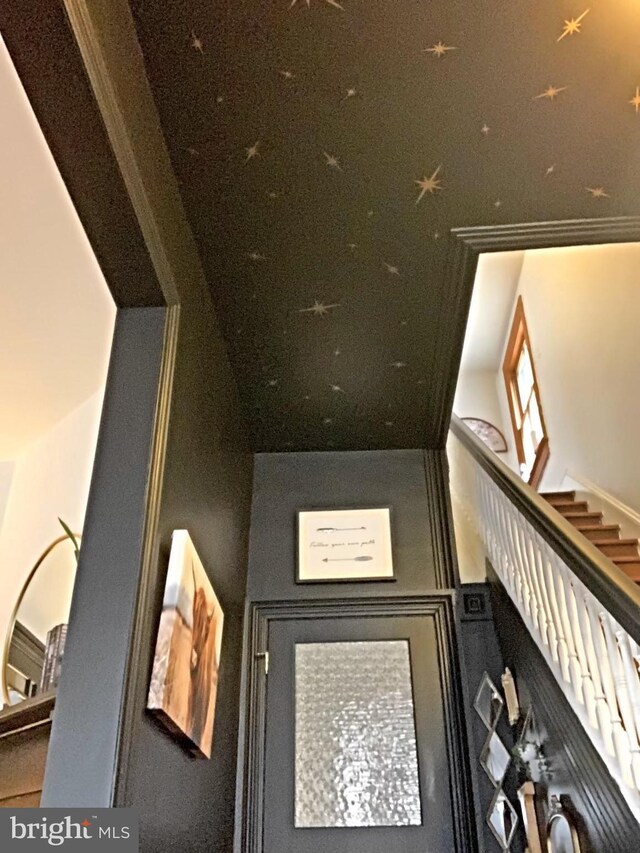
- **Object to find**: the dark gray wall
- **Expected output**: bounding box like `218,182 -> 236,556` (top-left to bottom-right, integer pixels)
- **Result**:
120,294 -> 254,853
43,308 -> 168,808
489,571 -> 640,853
458,585 -> 525,853
247,449 -> 442,600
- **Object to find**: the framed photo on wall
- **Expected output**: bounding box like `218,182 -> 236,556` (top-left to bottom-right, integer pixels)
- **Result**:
296,507 -> 395,583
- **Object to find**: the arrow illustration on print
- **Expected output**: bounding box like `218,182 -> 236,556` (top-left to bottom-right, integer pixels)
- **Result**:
316,526 -> 367,532
322,556 -> 374,562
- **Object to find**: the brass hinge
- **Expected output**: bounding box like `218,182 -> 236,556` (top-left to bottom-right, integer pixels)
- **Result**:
255,651 -> 269,675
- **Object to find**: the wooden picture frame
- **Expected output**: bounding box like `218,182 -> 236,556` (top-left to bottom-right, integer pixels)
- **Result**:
296,507 -> 395,583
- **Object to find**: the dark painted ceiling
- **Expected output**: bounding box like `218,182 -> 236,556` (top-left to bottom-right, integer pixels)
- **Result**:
132,0 -> 640,451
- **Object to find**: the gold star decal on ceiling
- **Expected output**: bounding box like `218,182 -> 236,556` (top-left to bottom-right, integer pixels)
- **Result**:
330,384 -> 345,393
333,347 -> 341,357
279,70 -> 295,80
424,42 -> 457,58
383,263 -> 400,275
558,9 -> 589,42
299,301 -> 340,317
245,141 -> 261,162
343,87 -> 357,100
630,86 -> 640,114
586,187 -> 609,198
247,251 -> 266,261
534,85 -> 568,101
190,31 -> 203,53
415,165 -> 443,204
390,361 -> 407,369
481,124 -> 490,135
324,152 -> 342,171
546,164 -> 555,176
290,0 -> 344,9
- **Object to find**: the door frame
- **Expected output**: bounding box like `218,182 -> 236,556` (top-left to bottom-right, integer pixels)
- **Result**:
236,595 -> 476,853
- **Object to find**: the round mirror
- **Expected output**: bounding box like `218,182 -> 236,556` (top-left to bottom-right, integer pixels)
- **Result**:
547,798 -> 582,853
2,533 -> 80,708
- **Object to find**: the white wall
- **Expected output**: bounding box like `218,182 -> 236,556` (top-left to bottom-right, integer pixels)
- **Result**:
497,242 -> 640,511
454,369 -> 519,471
0,390 -> 104,658
0,461 -> 14,532
0,36 -> 115,458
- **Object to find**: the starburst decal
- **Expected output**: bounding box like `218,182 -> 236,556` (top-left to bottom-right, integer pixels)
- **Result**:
415,165 -> 443,204
190,31 -> 203,53
324,152 -> 342,171
383,263 -> 400,275
279,70 -> 295,80
343,87 -> 357,100
630,86 -> 640,115
290,0 -> 344,9
245,141 -> 260,162
481,124 -> 490,135
424,41 -> 457,58
247,251 -> 266,261
546,164 -> 556,176
586,186 -> 609,198
534,85 -> 568,101
299,301 -> 340,317
390,361 -> 407,369
329,384 -> 345,393
558,9 -> 589,42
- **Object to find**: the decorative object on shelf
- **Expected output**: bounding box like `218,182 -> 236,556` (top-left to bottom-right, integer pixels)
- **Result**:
474,672 -> 504,730
1,526 -> 80,709
487,787 -> 519,851
501,667 -> 521,724
546,795 -> 583,853
39,623 -> 68,694
462,418 -> 508,453
296,507 -> 394,583
147,530 -> 224,759
517,781 -> 544,853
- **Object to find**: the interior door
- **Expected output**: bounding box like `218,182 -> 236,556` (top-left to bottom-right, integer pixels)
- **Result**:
263,613 -> 463,853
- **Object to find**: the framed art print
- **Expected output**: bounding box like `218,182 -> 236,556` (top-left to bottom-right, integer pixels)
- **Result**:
297,507 -> 394,583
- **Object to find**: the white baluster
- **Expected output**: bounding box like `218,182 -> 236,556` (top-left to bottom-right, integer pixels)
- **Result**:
575,589 -> 615,753
586,602 -> 632,786
618,631 -> 640,743
544,545 -> 582,693
600,614 -> 640,791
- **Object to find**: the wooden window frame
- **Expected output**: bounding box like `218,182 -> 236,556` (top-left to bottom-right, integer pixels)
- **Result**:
502,296 -> 550,489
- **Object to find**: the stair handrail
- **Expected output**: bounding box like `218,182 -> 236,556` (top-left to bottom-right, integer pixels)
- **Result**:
450,413 -> 640,643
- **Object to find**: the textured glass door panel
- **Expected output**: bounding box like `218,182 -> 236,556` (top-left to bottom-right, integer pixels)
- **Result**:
294,640 -> 422,828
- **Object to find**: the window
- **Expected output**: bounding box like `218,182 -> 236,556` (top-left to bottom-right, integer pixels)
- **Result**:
502,297 -> 549,488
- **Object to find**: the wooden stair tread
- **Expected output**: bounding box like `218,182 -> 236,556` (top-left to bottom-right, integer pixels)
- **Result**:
563,510 -> 602,517
553,501 -> 589,513
541,490 -> 576,503
543,488 -> 639,584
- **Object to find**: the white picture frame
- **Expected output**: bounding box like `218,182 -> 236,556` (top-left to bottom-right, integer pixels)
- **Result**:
296,507 -> 395,583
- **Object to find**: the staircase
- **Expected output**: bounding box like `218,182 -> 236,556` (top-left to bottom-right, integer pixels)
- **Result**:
542,490 -> 640,583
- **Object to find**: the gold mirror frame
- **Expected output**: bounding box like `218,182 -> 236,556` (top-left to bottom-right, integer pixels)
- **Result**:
546,796 -> 583,853
1,533 -> 81,707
